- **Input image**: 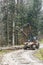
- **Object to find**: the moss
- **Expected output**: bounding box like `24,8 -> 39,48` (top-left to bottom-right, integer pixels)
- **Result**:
34,48 -> 43,60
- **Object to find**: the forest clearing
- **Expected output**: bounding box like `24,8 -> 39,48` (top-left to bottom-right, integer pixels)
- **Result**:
0,0 -> 43,65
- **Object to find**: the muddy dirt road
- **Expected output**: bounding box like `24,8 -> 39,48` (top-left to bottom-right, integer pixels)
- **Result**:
1,49 -> 43,65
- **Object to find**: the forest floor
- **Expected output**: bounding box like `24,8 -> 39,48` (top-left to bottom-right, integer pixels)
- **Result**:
0,44 -> 43,65
0,50 -> 43,65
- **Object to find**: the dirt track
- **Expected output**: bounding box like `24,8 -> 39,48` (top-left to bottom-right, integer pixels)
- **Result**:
0,49 -> 43,65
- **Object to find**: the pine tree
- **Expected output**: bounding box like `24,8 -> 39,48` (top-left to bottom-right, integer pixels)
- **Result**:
1,0 -> 15,46
27,0 -> 42,36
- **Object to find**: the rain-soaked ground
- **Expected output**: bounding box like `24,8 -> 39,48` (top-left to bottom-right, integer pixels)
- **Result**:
0,49 -> 43,65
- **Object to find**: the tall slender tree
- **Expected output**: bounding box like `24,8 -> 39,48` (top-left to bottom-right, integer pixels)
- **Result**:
27,0 -> 42,36
1,0 -> 16,46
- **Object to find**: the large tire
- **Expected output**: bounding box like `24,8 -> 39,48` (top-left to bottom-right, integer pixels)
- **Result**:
36,43 -> 39,49
31,45 -> 36,50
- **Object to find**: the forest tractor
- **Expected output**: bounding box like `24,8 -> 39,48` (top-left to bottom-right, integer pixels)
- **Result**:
21,24 -> 39,50
16,23 -> 39,50
23,36 -> 39,50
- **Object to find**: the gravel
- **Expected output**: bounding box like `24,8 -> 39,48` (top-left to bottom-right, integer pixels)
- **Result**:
0,49 -> 43,65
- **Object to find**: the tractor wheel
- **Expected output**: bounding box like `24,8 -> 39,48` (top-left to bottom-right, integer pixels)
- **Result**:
31,45 -> 36,50
36,43 -> 39,49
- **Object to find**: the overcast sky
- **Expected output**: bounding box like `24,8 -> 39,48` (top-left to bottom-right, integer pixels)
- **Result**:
42,0 -> 43,10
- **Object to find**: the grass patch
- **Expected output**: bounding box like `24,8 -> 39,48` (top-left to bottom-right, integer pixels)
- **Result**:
34,48 -> 43,60
0,50 -> 13,55
40,39 -> 43,44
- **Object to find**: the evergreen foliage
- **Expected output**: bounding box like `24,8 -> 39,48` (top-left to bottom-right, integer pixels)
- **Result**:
0,0 -> 42,46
